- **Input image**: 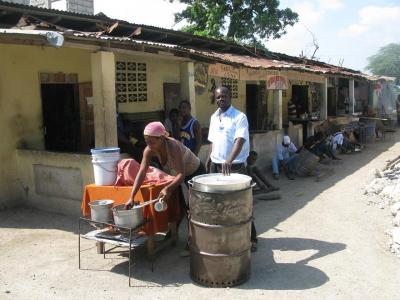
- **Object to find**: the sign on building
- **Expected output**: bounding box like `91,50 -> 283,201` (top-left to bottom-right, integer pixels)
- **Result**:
266,74 -> 288,90
208,63 -> 240,79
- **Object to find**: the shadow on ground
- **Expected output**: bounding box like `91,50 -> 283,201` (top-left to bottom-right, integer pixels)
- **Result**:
103,236 -> 345,290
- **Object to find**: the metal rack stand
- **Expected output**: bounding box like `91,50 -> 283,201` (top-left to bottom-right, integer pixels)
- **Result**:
78,217 -> 148,286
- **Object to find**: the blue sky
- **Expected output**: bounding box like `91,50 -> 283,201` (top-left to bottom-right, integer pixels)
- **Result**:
268,0 -> 400,72
54,0 -> 400,72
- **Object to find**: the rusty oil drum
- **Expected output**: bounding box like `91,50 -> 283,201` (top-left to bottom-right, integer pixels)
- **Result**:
188,178 -> 253,287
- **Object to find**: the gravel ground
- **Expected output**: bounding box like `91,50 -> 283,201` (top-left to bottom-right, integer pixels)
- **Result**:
1,135 -> 400,300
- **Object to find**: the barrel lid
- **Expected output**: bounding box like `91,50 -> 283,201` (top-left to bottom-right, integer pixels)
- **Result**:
91,147 -> 120,154
193,173 -> 251,186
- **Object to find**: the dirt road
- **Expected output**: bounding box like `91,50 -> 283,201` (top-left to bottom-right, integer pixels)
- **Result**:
1,136 -> 400,299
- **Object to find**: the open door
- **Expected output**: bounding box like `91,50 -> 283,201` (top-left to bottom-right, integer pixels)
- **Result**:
246,83 -> 267,131
327,87 -> 336,116
41,83 -> 80,152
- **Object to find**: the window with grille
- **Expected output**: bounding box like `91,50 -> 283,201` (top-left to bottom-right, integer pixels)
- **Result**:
221,77 -> 238,99
115,61 -> 147,103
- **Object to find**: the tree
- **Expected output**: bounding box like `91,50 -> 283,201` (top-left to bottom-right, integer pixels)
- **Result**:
366,43 -> 400,83
170,0 -> 298,46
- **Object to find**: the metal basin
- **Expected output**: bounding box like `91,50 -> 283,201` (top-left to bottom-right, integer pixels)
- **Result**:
112,204 -> 143,228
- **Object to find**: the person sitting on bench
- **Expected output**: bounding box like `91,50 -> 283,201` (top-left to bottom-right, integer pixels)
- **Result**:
246,151 -> 279,193
271,136 -> 297,180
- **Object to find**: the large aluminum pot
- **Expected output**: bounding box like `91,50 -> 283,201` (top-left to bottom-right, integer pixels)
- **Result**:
189,173 -> 252,192
112,204 -> 143,228
88,199 -> 114,222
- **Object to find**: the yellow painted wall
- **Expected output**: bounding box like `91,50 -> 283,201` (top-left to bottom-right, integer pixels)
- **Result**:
0,43 -> 91,207
16,149 -> 94,216
115,54 -> 181,113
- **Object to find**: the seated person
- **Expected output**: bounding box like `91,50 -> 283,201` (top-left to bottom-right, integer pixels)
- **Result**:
246,151 -> 279,193
341,130 -> 362,153
272,136 -> 297,180
305,132 -> 339,160
329,127 -> 361,155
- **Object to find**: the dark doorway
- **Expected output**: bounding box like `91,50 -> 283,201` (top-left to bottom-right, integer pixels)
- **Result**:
246,84 -> 267,131
292,85 -> 309,115
327,87 -> 336,116
41,84 -> 80,152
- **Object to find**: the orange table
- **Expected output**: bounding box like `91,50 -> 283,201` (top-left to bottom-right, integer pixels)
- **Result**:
82,183 -> 181,236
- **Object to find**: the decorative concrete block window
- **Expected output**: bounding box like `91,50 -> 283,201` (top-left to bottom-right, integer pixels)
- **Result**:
221,77 -> 238,99
115,61 -> 148,103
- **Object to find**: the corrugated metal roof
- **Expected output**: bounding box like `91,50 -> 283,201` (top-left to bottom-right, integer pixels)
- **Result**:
0,27 -> 375,80
0,0 -> 377,81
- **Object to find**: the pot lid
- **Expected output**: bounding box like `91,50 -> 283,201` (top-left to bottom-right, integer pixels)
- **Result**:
193,173 -> 251,186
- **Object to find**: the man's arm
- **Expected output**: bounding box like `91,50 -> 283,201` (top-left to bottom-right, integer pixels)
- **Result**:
222,137 -> 245,175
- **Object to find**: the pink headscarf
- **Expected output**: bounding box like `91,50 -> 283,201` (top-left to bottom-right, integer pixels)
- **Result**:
143,121 -> 169,137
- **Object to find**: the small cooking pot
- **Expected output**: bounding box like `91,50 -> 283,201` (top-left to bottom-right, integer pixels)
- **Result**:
188,173 -> 253,192
112,204 -> 143,228
89,199 -> 114,222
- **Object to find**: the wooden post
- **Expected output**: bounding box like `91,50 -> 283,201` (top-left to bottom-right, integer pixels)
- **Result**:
321,78 -> 328,120
273,90 -> 283,130
349,79 -> 355,114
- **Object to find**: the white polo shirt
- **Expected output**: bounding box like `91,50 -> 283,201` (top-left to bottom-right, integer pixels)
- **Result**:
208,106 -> 250,164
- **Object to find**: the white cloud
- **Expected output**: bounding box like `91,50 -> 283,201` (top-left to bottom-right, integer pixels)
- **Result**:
341,24 -> 368,37
339,5 -> 400,37
318,0 -> 344,10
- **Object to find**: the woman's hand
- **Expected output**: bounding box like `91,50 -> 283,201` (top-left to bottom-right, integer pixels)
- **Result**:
125,199 -> 133,210
158,186 -> 171,201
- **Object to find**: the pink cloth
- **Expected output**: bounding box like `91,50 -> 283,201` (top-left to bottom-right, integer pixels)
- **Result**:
143,121 -> 169,137
115,159 -> 175,186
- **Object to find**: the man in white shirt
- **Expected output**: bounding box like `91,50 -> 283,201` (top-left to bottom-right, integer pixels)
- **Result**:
206,86 -> 257,251
272,135 -> 297,180
206,86 -> 250,175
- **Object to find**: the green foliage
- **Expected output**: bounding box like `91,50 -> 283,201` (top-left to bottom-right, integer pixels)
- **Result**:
366,43 -> 400,82
170,0 -> 298,45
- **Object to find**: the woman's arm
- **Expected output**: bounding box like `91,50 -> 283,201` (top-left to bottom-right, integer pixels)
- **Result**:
159,141 -> 185,200
125,147 -> 151,208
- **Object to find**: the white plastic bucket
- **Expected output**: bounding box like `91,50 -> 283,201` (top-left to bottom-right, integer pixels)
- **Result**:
91,147 -> 120,186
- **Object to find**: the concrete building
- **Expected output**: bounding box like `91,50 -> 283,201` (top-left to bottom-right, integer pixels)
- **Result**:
0,1 -> 376,215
